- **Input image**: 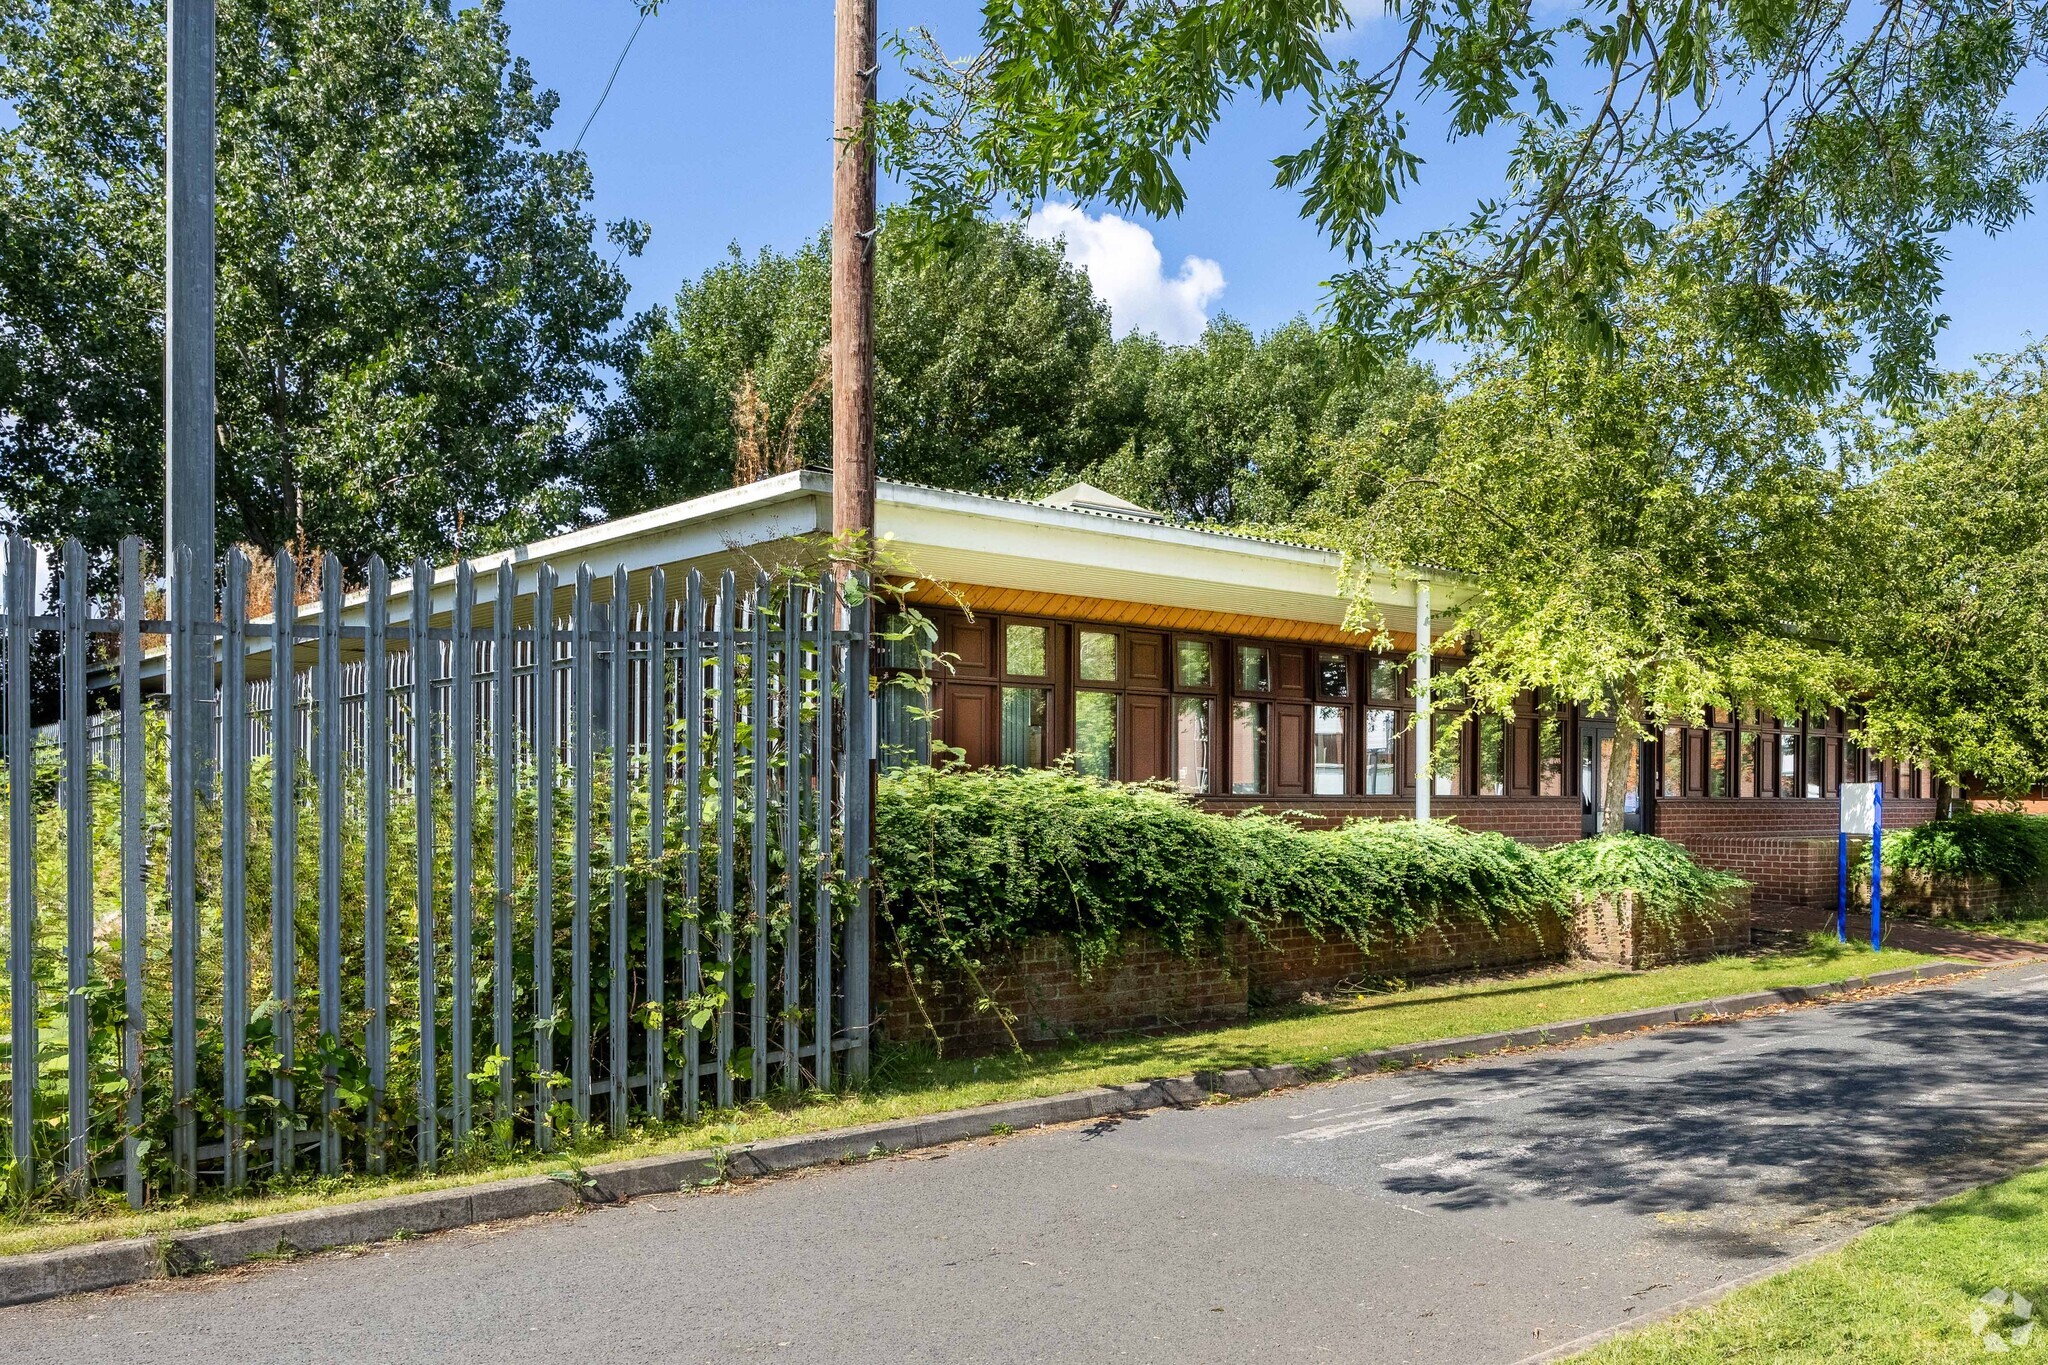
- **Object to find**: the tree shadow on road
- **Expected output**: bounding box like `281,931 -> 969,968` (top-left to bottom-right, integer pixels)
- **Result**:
1365,981 -> 2048,1260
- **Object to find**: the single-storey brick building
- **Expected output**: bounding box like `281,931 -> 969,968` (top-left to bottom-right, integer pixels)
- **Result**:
407,470 -> 1945,908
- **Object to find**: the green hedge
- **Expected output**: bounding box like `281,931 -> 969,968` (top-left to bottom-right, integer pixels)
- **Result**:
1887,812 -> 2048,888
1539,834 -> 1745,920
872,766 -> 1742,978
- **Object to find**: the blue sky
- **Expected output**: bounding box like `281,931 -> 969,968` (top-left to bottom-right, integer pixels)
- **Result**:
502,0 -> 2043,369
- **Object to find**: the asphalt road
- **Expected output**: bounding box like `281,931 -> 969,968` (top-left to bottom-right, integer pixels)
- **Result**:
9,961 -> 2048,1365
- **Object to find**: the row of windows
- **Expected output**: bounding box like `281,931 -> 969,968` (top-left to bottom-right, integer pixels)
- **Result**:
884,611 -> 1939,801
981,618 -> 1405,702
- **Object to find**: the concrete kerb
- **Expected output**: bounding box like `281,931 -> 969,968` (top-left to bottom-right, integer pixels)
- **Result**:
0,959 -> 1984,1309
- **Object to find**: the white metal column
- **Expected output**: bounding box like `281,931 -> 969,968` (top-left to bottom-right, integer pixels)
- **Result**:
1414,577 -> 1432,821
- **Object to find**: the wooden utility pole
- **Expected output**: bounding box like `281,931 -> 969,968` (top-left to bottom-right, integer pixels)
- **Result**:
830,0 -> 878,558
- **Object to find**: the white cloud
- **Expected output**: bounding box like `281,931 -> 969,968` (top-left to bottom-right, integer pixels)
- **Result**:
1025,203 -> 1225,344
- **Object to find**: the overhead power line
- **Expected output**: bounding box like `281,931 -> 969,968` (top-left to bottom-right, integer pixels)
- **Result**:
572,6 -> 650,152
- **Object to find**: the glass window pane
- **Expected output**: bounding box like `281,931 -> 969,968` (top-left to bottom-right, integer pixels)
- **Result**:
1079,630 -> 1118,683
1175,639 -> 1212,689
1174,697 -> 1213,792
1364,709 -> 1397,795
1432,717 -> 1463,796
1805,735 -> 1824,799
1005,623 -> 1047,678
1778,732 -> 1798,796
1000,686 -> 1047,767
1538,714 -> 1564,797
1313,705 -> 1346,795
1477,715 -> 1507,796
1710,731 -> 1732,797
1318,653 -> 1349,698
878,679 -> 931,773
1230,700 -> 1268,794
1739,733 -> 1759,796
1367,659 -> 1402,701
880,611 -> 925,669
1237,645 -> 1270,693
1662,726 -> 1683,797
1075,690 -> 1118,779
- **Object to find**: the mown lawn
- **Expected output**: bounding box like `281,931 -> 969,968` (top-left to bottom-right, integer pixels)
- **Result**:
0,939 -> 1945,1260
1574,1163 -> 2048,1362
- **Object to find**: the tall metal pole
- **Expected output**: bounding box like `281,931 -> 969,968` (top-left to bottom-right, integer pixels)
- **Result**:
164,0 -> 216,1193
830,0 -> 877,555
166,0 -> 216,601
1413,578 -> 1432,822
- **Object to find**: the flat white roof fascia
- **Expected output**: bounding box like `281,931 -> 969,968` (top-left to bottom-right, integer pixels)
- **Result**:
121,470 -> 1455,685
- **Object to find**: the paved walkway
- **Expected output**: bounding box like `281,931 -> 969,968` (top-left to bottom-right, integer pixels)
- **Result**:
6,961 -> 2048,1365
1752,901 -> 2048,963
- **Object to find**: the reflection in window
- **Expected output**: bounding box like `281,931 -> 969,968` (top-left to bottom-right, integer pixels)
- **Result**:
1364,709 -> 1397,795
1000,686 -> 1047,767
1231,701 -> 1268,794
880,611 -> 926,669
1176,639 -> 1212,688
1805,735 -> 1825,799
1318,653 -> 1350,698
1538,714 -> 1564,797
1432,717 -> 1463,796
1175,697 -> 1213,793
1662,726 -> 1683,797
1710,731 -> 1732,796
1368,659 -> 1402,701
1079,630 -> 1118,683
1075,690 -> 1118,779
1477,715 -> 1507,796
1238,646 -> 1270,693
1778,732 -> 1798,796
1739,733 -> 1759,796
1313,705 -> 1347,795
1005,623 -> 1047,677
877,679 -> 932,773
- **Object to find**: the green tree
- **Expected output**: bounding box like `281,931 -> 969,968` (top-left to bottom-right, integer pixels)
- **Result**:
582,210 -> 1115,517
1330,270 -> 1870,830
0,0 -> 639,565
1078,317 -> 1438,524
886,0 -> 2048,403
590,220 -> 1440,530
1856,352 -> 2048,803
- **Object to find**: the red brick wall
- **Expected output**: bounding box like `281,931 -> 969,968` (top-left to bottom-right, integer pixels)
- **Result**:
1656,797 -> 1937,840
876,896 -> 1756,1053
877,932 -> 1248,1054
1573,889 -> 1752,967
1241,914 -> 1569,1000
874,893 -> 1742,1055
1675,836 -> 1838,910
1656,798 -> 1936,908
1870,869 -> 2047,919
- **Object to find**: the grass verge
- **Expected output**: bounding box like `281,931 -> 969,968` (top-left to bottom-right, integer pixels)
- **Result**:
1949,908 -> 2048,945
0,940 -> 1943,1261
1572,1162 -> 2048,1362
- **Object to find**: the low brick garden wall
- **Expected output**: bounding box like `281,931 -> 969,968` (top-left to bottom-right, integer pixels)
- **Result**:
875,895 -> 1739,1054
1854,869 -> 2047,920
1243,913 -> 1568,1002
1571,888 -> 1752,968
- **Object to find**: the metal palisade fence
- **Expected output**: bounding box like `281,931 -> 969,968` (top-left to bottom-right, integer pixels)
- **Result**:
0,535 -> 875,1206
